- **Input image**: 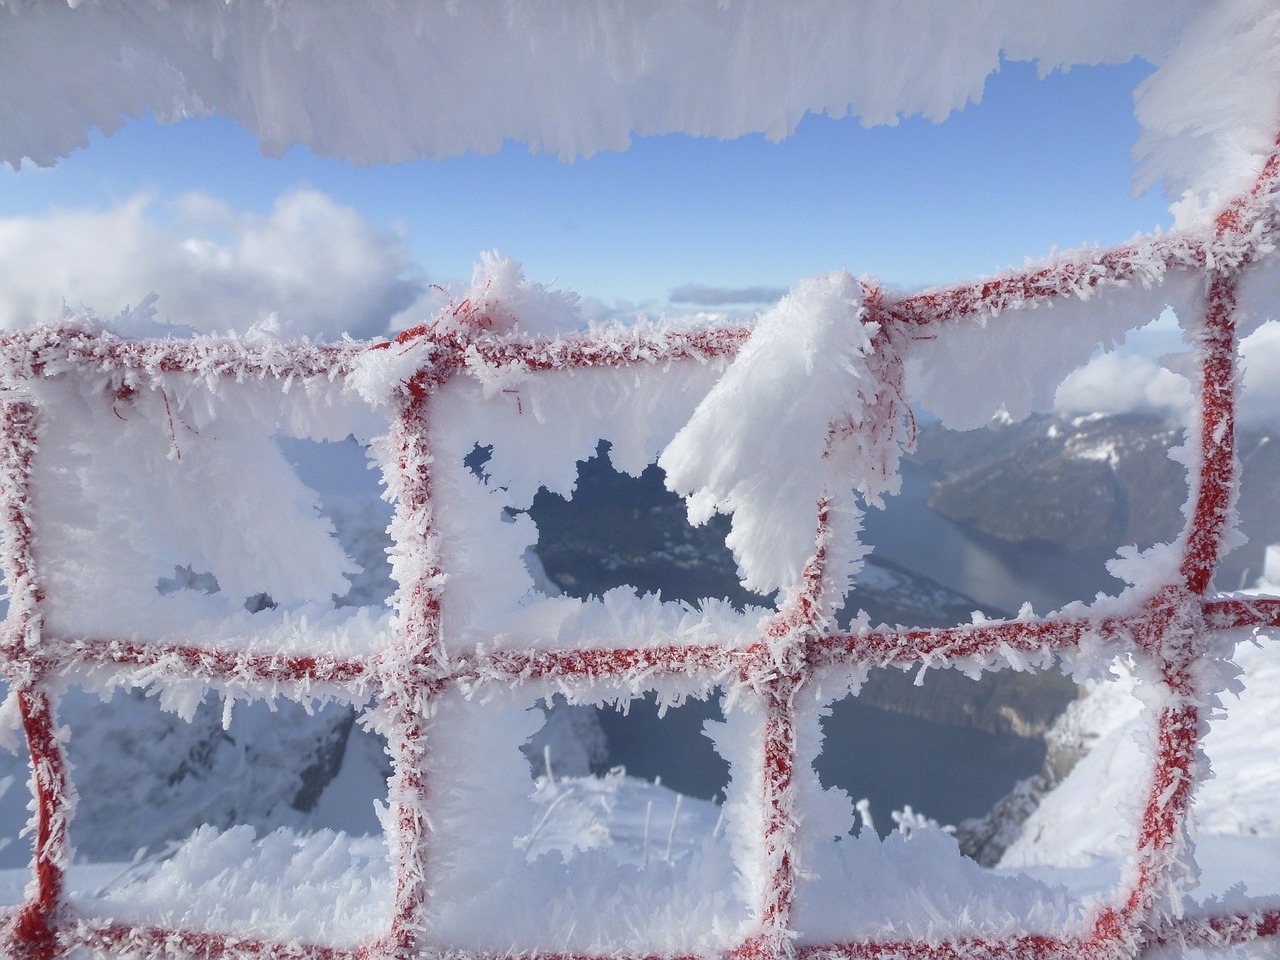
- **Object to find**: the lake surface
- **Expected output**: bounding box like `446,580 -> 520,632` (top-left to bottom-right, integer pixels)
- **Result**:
598,690 -> 1048,836
859,464 -> 1127,616
593,463 -> 1125,833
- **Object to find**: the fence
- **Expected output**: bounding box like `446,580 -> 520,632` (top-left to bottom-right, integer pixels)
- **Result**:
0,134 -> 1278,959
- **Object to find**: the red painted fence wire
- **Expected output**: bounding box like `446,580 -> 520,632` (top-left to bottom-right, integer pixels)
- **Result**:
0,135 -> 1277,960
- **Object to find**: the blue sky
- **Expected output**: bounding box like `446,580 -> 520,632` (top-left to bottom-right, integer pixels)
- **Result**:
1,57 -> 1172,315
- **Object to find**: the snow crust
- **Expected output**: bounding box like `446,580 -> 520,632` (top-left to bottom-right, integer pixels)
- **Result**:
410,688 -> 748,954
999,661 -> 1146,874
1003,630 -> 1280,917
3,1 -> 1279,216
1134,0 -> 1280,221
662,273 -> 904,595
907,248 -> 1204,431
85,826 -> 392,947
21,332 -> 390,667
790,698 -> 1087,941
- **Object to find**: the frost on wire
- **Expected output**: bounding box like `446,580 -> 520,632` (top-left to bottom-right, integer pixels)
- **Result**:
0,149 -> 1279,960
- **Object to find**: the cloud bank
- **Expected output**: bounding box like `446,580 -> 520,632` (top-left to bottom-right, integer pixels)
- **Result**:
5,187 -> 1277,434
1239,322 -> 1280,429
1053,351 -> 1194,420
1053,322 -> 1280,428
0,189 -> 422,340
669,284 -> 788,306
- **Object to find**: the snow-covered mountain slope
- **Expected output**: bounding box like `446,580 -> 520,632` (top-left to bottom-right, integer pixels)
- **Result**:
996,637 -> 1280,878
916,411 -> 1280,596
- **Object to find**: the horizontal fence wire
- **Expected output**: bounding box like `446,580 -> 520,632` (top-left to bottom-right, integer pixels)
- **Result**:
0,135 -> 1277,960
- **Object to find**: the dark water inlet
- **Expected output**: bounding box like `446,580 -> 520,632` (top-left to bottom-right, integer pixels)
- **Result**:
530,448 -> 1077,836
815,698 -> 1046,834
598,691 -> 1047,836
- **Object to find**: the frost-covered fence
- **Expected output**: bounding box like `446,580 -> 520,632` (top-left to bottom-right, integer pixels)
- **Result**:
1,136 -> 1279,959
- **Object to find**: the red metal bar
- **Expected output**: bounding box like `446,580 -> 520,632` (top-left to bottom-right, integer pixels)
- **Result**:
1085,701 -> 1202,957
381,385 -> 450,959
31,590 -> 1280,697
813,616 -> 1099,669
742,505 -> 837,957
0,400 -> 44,660
0,398 -> 68,960
797,935 -> 1076,960
468,643 -> 749,686
1153,907 -> 1280,951
1203,596 -> 1280,629
0,327 -> 361,385
373,319 -> 752,374
54,636 -> 369,689
73,921 -> 389,960
390,385 -> 445,666
12,690 -> 70,960
1181,273 -> 1241,596
754,685 -> 799,955
384,697 -> 431,960
884,233 -> 1207,330
415,953 -> 701,960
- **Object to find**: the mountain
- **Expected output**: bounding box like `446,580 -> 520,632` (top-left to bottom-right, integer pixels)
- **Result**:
525,444 -> 1074,829
914,410 -> 1280,592
526,441 -> 1018,628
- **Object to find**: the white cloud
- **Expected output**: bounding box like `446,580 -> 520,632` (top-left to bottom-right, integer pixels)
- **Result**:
0,189 -> 422,340
1240,321 -> 1280,429
668,284 -> 787,306
1053,351 -> 1194,420
1052,320 -> 1280,428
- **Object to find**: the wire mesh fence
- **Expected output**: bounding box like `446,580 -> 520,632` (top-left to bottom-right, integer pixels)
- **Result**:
0,136 -> 1278,960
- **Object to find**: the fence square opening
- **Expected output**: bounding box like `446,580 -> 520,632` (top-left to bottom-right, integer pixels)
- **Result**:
426,366 -> 748,656
814,668 -> 1071,839
528,441 -> 769,611
26,375 -> 389,658
65,686 -> 392,947
980,659 -> 1152,910
790,661 -> 1152,943
276,433 -> 395,610
854,401 -> 1192,624
1225,318 -> 1280,594
1184,631 -> 1280,906
0,710 -> 29,907
420,686 -> 747,955
594,689 -> 731,801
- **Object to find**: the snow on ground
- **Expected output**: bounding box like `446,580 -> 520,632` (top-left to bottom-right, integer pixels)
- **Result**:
1000,593 -> 1280,913
22,687 -> 1277,951
0,749 -> 1082,947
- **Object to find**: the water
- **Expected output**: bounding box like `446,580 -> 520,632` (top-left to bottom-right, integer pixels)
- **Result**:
815,699 -> 1046,832
596,695 -> 730,801
532,453 -> 1092,834
860,464 -> 1125,616
597,692 -> 1048,834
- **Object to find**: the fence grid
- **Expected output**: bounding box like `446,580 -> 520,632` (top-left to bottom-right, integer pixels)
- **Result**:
0,135 -> 1278,960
